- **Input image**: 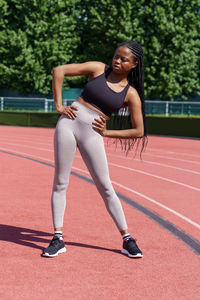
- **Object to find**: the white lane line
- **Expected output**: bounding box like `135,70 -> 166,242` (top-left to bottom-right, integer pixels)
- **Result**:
75,155 -> 200,192
1,132 -> 199,159
1,147 -> 200,230
106,143 -> 200,159
106,153 -> 200,175
1,141 -> 199,191
71,167 -> 200,230
147,147 -> 200,159
144,153 -> 200,165
105,143 -> 200,162
1,138 -> 200,172
0,133 -> 53,141
104,149 -> 200,165
109,162 -> 200,192
111,180 -> 200,230
2,136 -> 200,164
0,147 -> 54,163
0,137 -> 52,146
0,141 -> 53,152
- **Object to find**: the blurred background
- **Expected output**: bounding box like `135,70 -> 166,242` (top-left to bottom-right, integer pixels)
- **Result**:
0,0 -> 200,135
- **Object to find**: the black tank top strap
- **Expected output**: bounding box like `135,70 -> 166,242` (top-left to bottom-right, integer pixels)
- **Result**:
80,65 -> 129,116
105,66 -> 112,78
124,82 -> 130,93
105,66 -> 130,94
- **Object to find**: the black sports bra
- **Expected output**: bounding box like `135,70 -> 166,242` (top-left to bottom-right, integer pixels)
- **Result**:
80,66 -> 130,116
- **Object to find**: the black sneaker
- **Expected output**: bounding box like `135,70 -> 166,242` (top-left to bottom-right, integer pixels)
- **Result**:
42,236 -> 66,257
121,237 -> 143,258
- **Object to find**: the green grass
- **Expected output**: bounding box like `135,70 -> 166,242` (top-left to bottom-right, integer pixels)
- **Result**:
1,110 -> 200,118
1,109 -> 57,113
146,114 -> 200,118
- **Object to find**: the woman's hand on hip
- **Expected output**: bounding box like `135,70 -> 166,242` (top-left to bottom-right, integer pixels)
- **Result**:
56,105 -> 78,119
92,116 -> 107,136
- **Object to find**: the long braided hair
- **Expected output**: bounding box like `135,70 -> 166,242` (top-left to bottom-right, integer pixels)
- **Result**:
110,40 -> 148,156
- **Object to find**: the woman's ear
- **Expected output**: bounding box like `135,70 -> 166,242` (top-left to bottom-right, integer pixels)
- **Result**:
132,61 -> 138,69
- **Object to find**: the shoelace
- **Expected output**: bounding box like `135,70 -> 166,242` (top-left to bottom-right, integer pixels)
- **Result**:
50,237 -> 60,246
124,237 -> 137,243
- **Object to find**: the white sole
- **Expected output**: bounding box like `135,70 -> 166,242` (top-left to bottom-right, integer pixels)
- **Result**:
121,248 -> 143,258
42,247 -> 67,258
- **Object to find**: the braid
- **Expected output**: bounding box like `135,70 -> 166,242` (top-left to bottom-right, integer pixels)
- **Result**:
112,40 -> 148,157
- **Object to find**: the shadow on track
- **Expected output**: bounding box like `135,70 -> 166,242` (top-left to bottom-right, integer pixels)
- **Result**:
0,224 -> 51,250
0,224 -> 120,254
66,241 -> 120,254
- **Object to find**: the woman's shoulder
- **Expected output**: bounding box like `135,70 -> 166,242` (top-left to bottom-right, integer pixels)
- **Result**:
127,85 -> 139,97
85,61 -> 107,78
84,61 -> 106,72
125,85 -> 141,105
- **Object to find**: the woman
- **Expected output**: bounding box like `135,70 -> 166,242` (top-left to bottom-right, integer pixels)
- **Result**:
42,41 -> 147,258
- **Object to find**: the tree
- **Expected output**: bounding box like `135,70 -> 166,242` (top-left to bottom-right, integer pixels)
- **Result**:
136,0 -> 200,100
76,0 -> 200,100
76,0 -> 134,63
0,0 -> 80,94
0,0 -> 199,99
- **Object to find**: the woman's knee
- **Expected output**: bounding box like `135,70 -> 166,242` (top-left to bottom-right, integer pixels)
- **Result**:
53,177 -> 69,192
97,182 -> 116,200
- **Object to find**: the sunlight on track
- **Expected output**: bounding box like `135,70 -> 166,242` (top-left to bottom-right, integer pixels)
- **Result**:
0,141 -> 53,152
71,165 -> 200,230
146,147 -> 200,159
75,154 -> 200,191
1,146 -> 200,231
144,153 -> 200,165
106,153 -> 200,175
109,162 -> 200,191
0,147 -> 54,164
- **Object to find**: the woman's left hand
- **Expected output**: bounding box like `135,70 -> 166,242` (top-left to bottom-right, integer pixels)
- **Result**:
92,116 -> 107,136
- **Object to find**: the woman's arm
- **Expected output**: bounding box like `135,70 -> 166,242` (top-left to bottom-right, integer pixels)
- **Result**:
52,61 -> 105,117
92,87 -> 144,138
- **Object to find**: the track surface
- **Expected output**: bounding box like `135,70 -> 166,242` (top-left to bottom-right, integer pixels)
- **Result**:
0,126 -> 200,300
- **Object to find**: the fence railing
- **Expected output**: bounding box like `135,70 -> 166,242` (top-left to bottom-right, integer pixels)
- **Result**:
0,97 -> 74,113
0,97 -> 200,117
145,100 -> 200,117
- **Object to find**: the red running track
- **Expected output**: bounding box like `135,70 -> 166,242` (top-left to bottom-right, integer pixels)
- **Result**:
0,125 -> 200,300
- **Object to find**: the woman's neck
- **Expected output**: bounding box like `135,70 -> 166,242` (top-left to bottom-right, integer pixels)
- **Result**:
107,71 -> 129,86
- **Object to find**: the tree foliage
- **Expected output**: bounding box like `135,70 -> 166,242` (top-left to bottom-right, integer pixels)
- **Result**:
0,0 -> 79,94
139,0 -> 200,100
77,0 -> 200,100
0,0 -> 199,99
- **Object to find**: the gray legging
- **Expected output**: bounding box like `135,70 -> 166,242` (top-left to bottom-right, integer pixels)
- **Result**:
51,101 -> 128,231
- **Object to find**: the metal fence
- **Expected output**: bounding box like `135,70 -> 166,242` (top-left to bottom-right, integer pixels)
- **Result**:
1,97 -> 200,117
0,97 -> 73,113
145,100 -> 200,117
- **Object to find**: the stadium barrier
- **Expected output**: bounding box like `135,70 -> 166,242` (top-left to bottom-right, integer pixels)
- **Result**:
1,97 -> 200,117
0,110 -> 199,138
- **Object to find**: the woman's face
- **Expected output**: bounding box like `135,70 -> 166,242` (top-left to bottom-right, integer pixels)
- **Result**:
112,46 -> 137,74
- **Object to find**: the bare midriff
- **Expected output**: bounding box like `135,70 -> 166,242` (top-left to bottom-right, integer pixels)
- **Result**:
77,97 -> 110,120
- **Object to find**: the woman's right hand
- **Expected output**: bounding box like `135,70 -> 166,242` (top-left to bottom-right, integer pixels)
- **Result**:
56,105 -> 78,119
